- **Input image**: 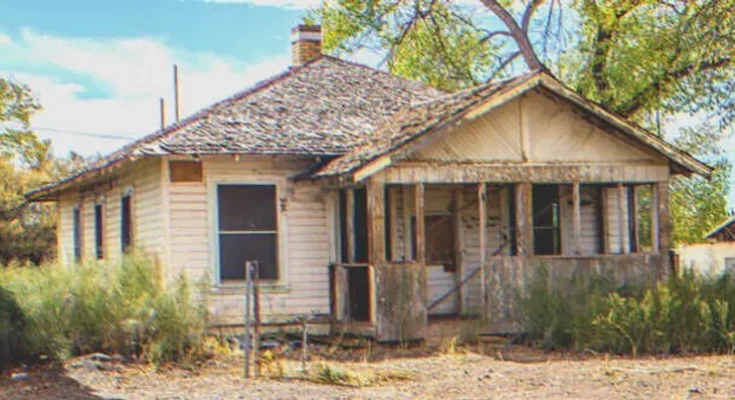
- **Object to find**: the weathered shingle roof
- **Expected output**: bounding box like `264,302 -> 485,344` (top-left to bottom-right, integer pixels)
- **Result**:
312,70 -> 713,180
311,72 -> 537,178
27,56 -> 443,199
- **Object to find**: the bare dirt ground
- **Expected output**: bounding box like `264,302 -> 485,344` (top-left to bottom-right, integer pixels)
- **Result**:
3,340 -> 735,399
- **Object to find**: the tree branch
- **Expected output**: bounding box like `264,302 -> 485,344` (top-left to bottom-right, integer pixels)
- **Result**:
521,0 -> 546,33
479,0 -> 544,70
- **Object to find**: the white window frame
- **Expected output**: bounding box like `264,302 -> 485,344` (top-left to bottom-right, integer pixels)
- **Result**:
208,177 -> 289,291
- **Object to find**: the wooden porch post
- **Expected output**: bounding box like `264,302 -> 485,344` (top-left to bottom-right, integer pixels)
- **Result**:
515,183 -> 533,256
345,189 -> 355,263
655,182 -> 670,255
367,178 -> 386,265
478,183 -> 487,311
414,183 -> 426,266
452,188 -> 464,313
572,182 -> 582,255
650,183 -> 660,253
600,187 -> 610,254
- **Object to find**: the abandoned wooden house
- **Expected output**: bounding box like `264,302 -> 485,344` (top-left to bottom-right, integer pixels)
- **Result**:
27,25 -> 712,341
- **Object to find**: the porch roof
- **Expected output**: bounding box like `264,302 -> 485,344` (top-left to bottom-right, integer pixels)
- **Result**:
311,70 -> 713,182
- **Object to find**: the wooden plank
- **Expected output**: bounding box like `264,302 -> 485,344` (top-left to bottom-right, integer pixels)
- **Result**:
414,183 -> 426,266
478,183 -> 488,312
656,182 -> 670,255
383,163 -> 670,184
452,188 -> 464,313
402,186 -> 413,260
367,178 -> 386,265
515,183 -> 533,256
519,95 -> 530,162
572,182 -> 582,255
617,184 -> 628,254
599,186 -> 610,254
346,189 -> 355,263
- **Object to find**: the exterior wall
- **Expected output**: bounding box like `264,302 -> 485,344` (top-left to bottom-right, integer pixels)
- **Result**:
166,155 -> 331,324
675,243 -> 735,276
411,90 -> 664,165
55,158 -> 164,264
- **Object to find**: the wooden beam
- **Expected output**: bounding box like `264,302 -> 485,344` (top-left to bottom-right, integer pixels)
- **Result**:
572,182 -> 582,255
515,183 -> 533,256
519,95 -> 530,162
651,183 -> 660,253
414,183 -> 426,266
382,163 -> 669,184
452,187 -> 464,313
367,178 -> 386,265
617,184 -> 628,254
655,182 -> 670,255
345,189 -> 355,263
402,186 -> 413,260
599,186 -> 610,254
478,183 -> 488,312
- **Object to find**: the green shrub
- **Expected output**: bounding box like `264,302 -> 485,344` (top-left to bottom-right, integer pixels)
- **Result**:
0,286 -> 27,368
0,255 -> 209,365
517,266 -> 735,355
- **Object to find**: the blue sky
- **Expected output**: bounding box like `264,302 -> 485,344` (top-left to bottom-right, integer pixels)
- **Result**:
0,0 -> 315,155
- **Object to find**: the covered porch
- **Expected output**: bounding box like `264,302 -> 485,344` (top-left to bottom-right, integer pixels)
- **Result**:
329,164 -> 671,342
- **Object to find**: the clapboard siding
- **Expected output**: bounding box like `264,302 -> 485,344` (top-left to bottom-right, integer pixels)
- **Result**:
55,158 -> 164,264
167,156 -> 331,324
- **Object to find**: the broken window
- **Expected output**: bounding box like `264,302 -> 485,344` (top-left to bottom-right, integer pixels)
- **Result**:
217,184 -> 278,281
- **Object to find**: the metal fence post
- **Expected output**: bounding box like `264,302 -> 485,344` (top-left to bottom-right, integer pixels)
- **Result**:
244,261 -> 252,378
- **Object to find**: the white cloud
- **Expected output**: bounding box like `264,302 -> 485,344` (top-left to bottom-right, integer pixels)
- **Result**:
0,33 -> 11,46
0,28 -> 290,157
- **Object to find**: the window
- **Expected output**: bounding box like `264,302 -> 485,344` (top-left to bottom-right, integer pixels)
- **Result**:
411,215 -> 456,271
121,191 -> 133,253
73,206 -> 82,263
532,184 -> 561,255
217,184 -> 278,281
94,202 -> 104,259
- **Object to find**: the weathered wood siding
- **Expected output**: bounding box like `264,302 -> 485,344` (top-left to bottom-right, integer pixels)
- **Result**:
167,156 -> 331,324
410,90 -> 664,165
56,158 -> 164,264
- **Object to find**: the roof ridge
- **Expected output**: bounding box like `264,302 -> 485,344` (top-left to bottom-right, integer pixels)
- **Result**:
320,55 -> 445,94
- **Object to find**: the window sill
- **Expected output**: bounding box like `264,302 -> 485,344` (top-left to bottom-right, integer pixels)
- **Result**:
211,283 -> 290,295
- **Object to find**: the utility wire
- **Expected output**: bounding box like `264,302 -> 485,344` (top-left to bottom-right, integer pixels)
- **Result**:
31,126 -> 137,141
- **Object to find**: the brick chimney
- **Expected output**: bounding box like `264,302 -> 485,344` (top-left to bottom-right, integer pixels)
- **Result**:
291,24 -> 322,66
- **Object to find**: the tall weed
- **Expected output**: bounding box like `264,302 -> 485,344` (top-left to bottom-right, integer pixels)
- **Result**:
0,255 -> 208,365
517,266 -> 735,355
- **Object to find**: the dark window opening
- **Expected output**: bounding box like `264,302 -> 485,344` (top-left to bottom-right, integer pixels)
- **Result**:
121,193 -> 132,253
347,267 -> 370,321
217,184 -> 278,281
595,185 -> 606,254
94,203 -> 104,260
73,206 -> 82,263
410,214 -> 456,271
532,184 -> 561,255
338,190 -> 348,263
627,186 -> 639,253
353,188 -> 368,263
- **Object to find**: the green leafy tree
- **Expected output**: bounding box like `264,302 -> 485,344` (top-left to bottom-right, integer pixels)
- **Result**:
315,0 -> 734,243
0,78 -> 66,264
